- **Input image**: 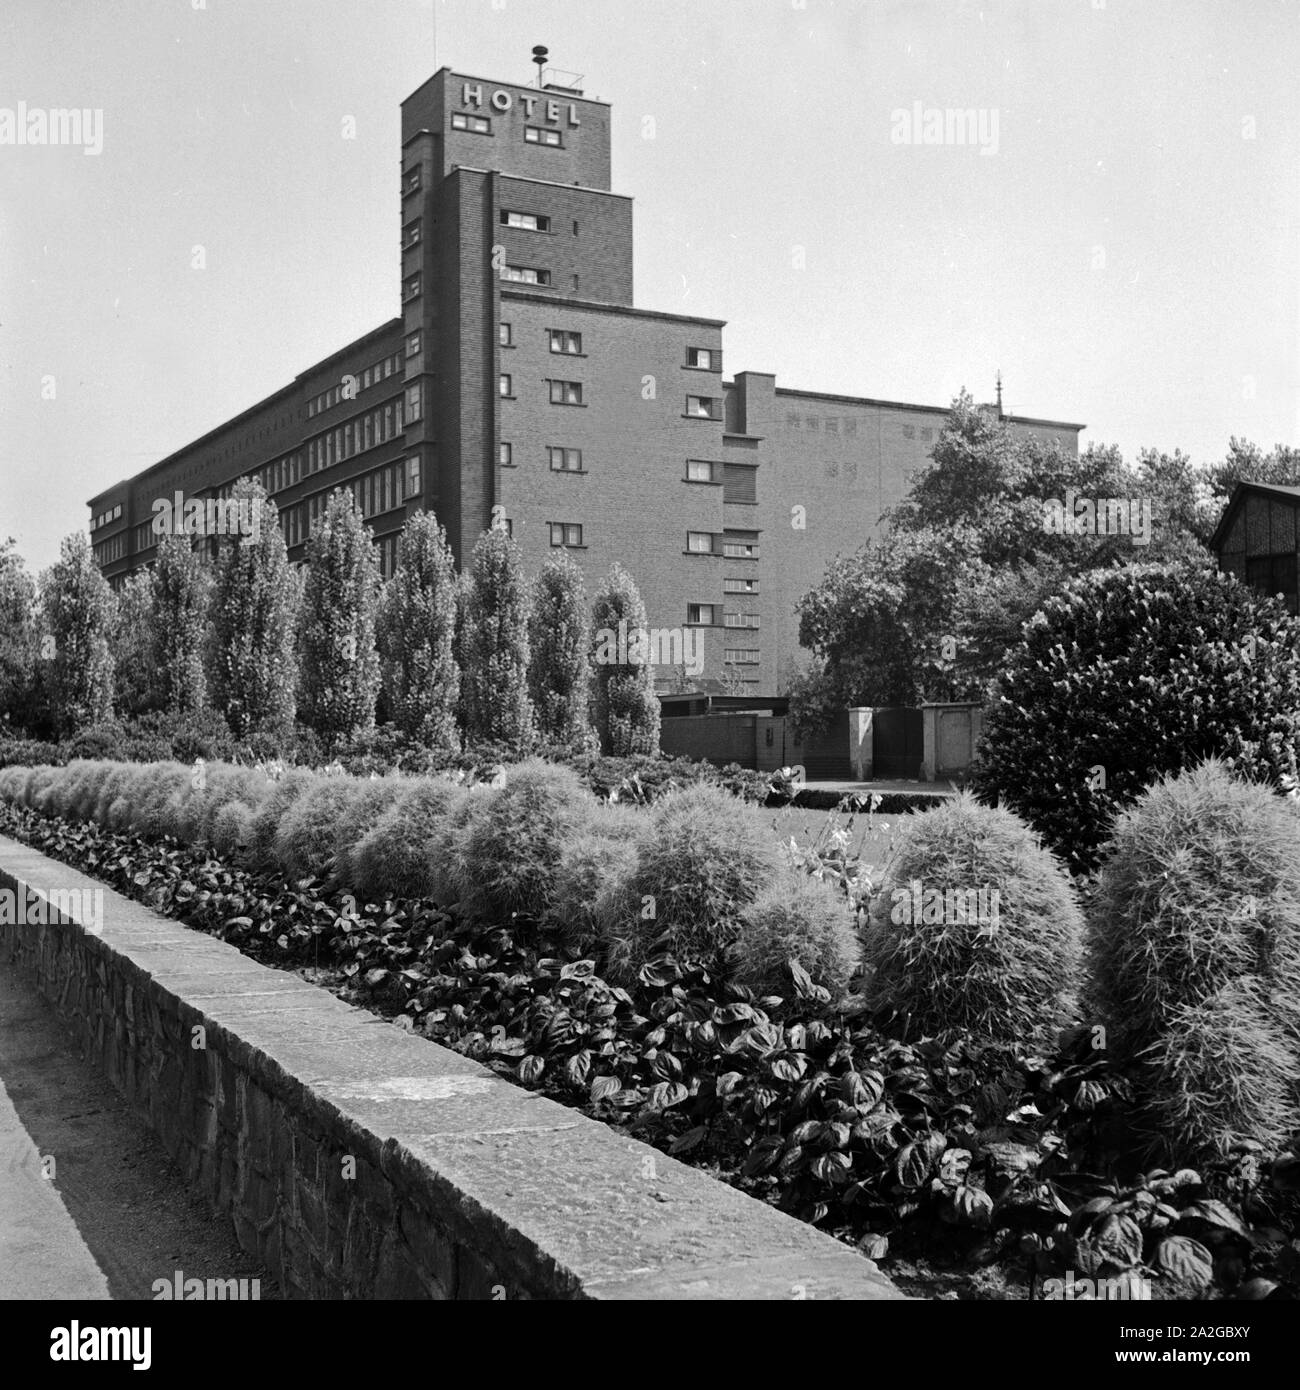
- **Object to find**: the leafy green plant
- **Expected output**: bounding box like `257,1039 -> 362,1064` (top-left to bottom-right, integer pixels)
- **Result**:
971,563 -> 1300,871
1088,759 -> 1300,1161
863,793 -> 1084,1048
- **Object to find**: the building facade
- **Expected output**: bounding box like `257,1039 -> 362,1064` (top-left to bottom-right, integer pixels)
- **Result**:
1210,480 -> 1300,614
88,63 -> 1083,694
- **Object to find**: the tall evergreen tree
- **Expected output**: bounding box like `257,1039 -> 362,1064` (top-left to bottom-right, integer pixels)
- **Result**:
152,532 -> 211,715
111,572 -> 159,720
0,538 -> 41,731
377,510 -> 461,750
209,479 -> 298,739
528,552 -> 592,751
590,563 -> 660,756
297,488 -> 382,744
460,526 -> 534,748
39,533 -> 117,734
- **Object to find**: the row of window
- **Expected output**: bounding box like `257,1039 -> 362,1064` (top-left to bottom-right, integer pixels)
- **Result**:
688,531 -> 760,558
498,322 -> 715,375
683,604 -> 760,628
498,375 -> 721,420
90,503 -> 122,532
307,397 -> 406,473
256,451 -> 304,495
307,353 -> 404,418
449,111 -> 564,147
537,524 -> 759,559
93,534 -> 126,564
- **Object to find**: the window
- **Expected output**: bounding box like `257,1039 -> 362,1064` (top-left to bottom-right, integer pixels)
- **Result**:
403,220 -> 422,249
549,329 -> 582,355
499,322 -> 513,347
724,613 -> 760,629
724,649 -> 761,665
500,373 -> 513,398
502,265 -> 551,286
548,447 -> 583,472
525,126 -> 562,146
404,383 -> 423,422
550,522 -> 583,548
406,457 -> 422,497
687,347 -> 714,369
686,460 -> 717,483
722,532 -> 759,559
686,604 -> 715,626
403,272 -> 422,301
499,443 -> 513,467
405,331 -> 422,358
452,112 -> 491,134
724,578 -> 759,595
501,210 -> 551,232
549,379 -> 583,406
723,463 -> 757,504
687,531 -> 714,554
686,395 -> 718,419
403,166 -> 422,196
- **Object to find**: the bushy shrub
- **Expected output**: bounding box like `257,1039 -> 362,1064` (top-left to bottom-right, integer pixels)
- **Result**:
733,870 -> 861,999
272,776 -> 373,879
125,762 -> 197,839
246,768 -> 319,867
603,784 -> 783,981
542,801 -> 644,954
188,764 -> 270,845
349,777 -> 468,904
862,793 -> 1084,1047
330,780 -> 406,883
211,801 -> 258,860
452,759 -> 595,923
92,763 -> 138,824
0,738 -> 63,770
1088,759 -> 1300,1160
971,564 -> 1300,871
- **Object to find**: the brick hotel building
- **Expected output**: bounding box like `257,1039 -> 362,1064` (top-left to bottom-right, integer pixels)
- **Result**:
88,62 -> 1083,694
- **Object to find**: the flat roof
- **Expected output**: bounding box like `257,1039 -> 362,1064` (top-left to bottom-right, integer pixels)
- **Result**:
402,67 -> 611,110
500,288 -> 725,327
766,384 -> 1084,430
87,319 -> 401,507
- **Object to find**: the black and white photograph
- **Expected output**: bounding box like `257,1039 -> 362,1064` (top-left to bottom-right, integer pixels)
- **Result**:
0,0 -> 1297,1356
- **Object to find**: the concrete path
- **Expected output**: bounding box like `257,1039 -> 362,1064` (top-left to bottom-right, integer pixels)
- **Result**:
0,1073 -> 110,1299
801,779 -> 958,796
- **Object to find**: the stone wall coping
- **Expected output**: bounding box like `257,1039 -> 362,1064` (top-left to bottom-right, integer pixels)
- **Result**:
0,833 -> 904,1301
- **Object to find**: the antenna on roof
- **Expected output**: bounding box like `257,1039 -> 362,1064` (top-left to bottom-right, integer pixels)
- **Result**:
995,369 -> 1004,418
532,45 -> 549,88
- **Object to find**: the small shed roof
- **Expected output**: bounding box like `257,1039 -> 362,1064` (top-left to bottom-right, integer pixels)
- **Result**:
1209,480 -> 1300,551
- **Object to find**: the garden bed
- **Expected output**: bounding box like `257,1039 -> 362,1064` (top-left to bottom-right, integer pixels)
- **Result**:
1,792 -> 1294,1302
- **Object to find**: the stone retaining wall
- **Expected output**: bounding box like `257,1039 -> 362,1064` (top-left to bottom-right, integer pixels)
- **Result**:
0,835 -> 903,1301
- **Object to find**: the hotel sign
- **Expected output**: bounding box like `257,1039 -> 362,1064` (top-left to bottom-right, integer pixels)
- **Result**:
460,83 -> 580,127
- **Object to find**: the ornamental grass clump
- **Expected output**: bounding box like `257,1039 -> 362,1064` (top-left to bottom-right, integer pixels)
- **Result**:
348,777 -> 469,905
1088,759 -> 1300,1161
542,801 -> 645,955
273,775 -> 377,879
245,768 -> 319,869
452,759 -> 596,924
732,869 -> 861,999
603,784 -> 783,982
863,793 -> 1084,1047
